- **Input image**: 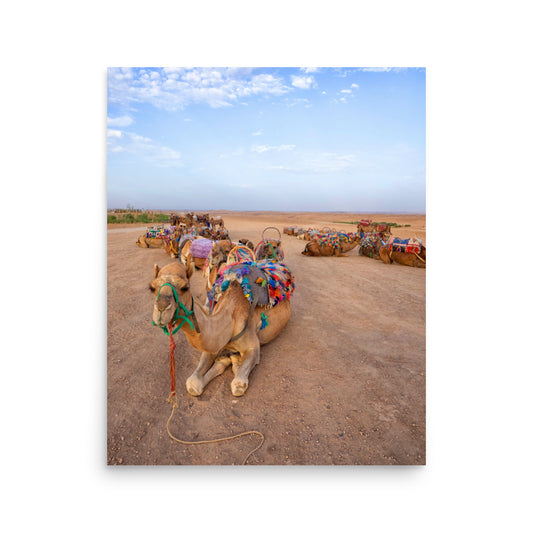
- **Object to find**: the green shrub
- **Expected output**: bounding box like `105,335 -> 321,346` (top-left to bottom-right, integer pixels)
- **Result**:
107,215 -> 117,223
135,213 -> 150,223
124,213 -> 135,223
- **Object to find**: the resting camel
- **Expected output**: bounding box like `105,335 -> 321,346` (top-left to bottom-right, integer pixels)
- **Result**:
238,238 -> 254,251
379,240 -> 426,268
136,235 -> 166,248
358,233 -> 382,260
210,215 -> 224,229
150,260 -> 293,396
203,239 -> 234,290
178,236 -> 214,269
301,234 -> 358,257
255,239 -> 284,261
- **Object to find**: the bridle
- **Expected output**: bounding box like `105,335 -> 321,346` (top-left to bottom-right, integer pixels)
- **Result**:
152,282 -> 200,335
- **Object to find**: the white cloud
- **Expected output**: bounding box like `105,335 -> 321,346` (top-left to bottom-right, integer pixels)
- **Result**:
287,98 -> 311,108
267,151 -> 358,173
107,129 -> 123,138
108,68 -> 291,110
251,144 -> 296,153
340,89 -> 352,94
107,129 -> 182,167
291,75 -> 316,90
359,67 -> 408,73
351,83 -> 359,89
300,67 -> 320,73
107,115 -> 134,127
252,129 -> 263,136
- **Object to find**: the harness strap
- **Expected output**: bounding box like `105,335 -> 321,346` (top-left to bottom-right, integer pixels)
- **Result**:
152,282 -> 199,335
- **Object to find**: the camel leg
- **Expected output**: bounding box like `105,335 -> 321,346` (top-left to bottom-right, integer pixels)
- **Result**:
186,353 -> 231,396
230,343 -> 260,397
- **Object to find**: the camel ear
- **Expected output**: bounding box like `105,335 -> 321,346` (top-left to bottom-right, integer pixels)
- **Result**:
154,264 -> 160,279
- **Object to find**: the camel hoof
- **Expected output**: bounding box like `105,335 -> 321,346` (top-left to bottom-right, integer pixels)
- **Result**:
186,376 -> 204,396
231,379 -> 248,397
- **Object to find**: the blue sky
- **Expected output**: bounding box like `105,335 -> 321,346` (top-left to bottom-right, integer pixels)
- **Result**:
107,67 -> 425,212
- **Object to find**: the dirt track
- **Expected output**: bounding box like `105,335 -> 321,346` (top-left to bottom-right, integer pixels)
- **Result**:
107,212 -> 425,465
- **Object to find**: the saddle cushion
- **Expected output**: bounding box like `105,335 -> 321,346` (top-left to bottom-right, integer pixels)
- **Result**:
207,261 -> 295,311
387,237 -> 422,254
190,237 -> 215,258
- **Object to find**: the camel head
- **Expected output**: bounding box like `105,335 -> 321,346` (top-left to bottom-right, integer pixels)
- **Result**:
302,241 -> 319,256
257,239 -> 282,261
238,238 -> 254,251
208,239 -> 233,269
149,260 -> 195,329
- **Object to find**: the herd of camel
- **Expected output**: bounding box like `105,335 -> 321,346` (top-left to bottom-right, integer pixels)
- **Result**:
137,212 -> 425,397
284,221 -> 426,268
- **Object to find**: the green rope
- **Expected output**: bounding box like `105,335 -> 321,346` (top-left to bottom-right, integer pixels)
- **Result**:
265,241 -> 276,259
152,282 -> 195,336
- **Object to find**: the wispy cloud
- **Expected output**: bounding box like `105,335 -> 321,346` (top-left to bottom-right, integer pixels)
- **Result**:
358,67 -> 409,73
252,129 -> 263,136
266,151 -> 359,173
251,144 -> 296,153
300,67 -> 320,74
107,129 -> 182,166
107,115 -> 134,127
108,67 -> 291,111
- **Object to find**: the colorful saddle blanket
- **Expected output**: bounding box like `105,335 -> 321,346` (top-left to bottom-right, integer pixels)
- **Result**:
315,233 -> 340,248
207,261 -> 295,312
388,237 -> 422,254
146,227 -> 172,243
360,235 -> 378,249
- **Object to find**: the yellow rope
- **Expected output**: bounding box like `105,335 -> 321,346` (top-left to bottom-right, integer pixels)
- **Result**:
165,394 -> 265,465
414,253 -> 426,263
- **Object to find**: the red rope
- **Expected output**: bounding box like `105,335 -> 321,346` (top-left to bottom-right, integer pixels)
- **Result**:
168,320 -> 176,397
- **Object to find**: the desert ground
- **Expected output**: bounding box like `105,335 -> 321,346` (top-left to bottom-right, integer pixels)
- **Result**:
107,212 -> 425,465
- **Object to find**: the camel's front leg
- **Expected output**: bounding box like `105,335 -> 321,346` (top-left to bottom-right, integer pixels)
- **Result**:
230,343 -> 260,397
186,352 -> 231,396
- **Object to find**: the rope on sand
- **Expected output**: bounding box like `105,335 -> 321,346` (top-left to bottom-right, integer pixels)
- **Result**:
165,395 -> 265,465
164,322 -> 264,465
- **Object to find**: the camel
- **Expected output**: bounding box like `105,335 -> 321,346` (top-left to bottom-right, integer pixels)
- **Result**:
210,215 -> 224,229
378,239 -> 426,268
136,235 -> 166,248
150,260 -> 293,396
358,233 -> 382,260
178,236 -> 214,269
238,238 -> 254,251
255,239 -> 284,261
301,233 -> 358,257
203,239 -> 234,290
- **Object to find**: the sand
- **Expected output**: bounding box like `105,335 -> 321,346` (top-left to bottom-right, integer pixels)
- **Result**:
107,212 -> 425,465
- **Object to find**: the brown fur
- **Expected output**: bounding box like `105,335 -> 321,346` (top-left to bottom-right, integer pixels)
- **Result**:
136,235 -> 166,248
301,238 -> 358,257
379,245 -> 426,268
